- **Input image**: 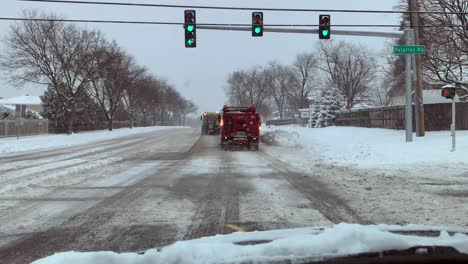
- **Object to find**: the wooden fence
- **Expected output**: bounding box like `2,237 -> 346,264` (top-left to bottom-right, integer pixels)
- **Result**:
265,118 -> 308,127
0,119 -> 49,138
336,102 -> 468,131
48,121 -> 131,134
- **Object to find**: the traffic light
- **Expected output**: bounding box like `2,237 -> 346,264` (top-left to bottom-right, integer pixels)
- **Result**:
319,15 -> 331,39
184,10 -> 196,48
252,12 -> 263,37
441,86 -> 456,99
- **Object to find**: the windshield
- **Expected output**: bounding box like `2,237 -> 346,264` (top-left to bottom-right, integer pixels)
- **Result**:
0,0 -> 467,263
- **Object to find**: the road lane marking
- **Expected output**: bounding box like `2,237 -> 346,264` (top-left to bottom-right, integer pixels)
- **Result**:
226,224 -> 246,232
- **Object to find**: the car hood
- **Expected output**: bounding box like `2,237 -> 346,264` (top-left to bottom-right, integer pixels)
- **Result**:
33,223 -> 468,264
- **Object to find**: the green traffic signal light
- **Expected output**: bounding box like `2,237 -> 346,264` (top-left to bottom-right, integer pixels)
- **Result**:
187,39 -> 194,46
254,27 -> 262,34
187,25 -> 194,32
322,29 -> 329,37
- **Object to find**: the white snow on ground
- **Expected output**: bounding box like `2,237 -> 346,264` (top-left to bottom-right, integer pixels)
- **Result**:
0,126 -> 172,155
264,126 -> 468,169
261,126 -> 468,228
32,223 -> 468,264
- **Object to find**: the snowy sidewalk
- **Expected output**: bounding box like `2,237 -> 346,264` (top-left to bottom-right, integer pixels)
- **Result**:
0,126 -> 176,155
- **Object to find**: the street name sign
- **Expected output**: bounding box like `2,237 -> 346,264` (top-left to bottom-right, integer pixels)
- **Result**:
394,45 -> 426,55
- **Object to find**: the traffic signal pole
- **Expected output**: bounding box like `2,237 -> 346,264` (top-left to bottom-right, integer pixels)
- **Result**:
404,29 -> 413,143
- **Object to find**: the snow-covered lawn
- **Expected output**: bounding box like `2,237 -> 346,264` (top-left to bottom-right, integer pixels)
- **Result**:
263,126 -> 468,173
32,223 -> 468,264
0,126 -> 175,155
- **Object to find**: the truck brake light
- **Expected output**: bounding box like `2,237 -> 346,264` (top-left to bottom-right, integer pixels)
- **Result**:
220,119 -> 224,126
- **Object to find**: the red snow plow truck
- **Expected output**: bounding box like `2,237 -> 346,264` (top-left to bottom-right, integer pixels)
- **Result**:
219,105 -> 261,151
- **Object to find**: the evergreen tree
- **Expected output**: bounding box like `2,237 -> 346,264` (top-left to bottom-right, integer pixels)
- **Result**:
310,87 -> 345,128
41,85 -> 103,131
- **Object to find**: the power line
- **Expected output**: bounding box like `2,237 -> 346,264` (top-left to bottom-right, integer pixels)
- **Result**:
0,17 -> 466,28
18,0 -> 468,15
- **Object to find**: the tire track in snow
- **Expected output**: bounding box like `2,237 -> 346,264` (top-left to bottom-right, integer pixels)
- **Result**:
181,137 -> 253,240
0,131 -> 177,195
0,129 -> 179,174
258,150 -> 371,224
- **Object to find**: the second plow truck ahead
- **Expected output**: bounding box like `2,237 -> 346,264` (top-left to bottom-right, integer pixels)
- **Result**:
219,105 -> 261,151
201,112 -> 221,135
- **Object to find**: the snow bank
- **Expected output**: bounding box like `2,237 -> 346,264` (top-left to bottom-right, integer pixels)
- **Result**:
264,126 -> 468,168
32,224 -> 468,264
0,126 -> 174,155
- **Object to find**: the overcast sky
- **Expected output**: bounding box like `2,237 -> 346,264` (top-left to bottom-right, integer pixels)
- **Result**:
0,0 -> 401,112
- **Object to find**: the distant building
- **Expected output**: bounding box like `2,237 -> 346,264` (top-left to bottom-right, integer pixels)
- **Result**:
388,89 -> 460,106
298,108 -> 312,119
0,95 -> 43,119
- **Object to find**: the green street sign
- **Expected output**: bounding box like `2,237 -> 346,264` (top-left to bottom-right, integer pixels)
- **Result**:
394,45 -> 426,55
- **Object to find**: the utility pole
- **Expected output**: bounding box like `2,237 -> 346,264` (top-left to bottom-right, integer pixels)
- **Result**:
410,31 -> 419,135
451,96 -> 456,152
409,0 -> 425,136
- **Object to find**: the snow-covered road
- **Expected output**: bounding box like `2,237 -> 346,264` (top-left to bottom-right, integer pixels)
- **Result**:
0,130 -> 355,263
0,128 -> 199,261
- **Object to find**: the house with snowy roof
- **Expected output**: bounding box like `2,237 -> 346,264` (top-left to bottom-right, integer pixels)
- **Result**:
0,95 -> 44,119
388,89 -> 460,106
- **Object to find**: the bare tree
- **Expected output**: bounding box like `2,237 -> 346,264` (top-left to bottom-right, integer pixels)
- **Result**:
121,66 -> 149,128
369,78 -> 392,107
180,100 -> 198,126
167,86 -> 184,123
419,0 -> 468,85
225,66 -> 272,116
288,53 -> 319,111
225,70 -> 250,106
140,77 -> 163,126
1,11 -> 106,134
88,41 -> 139,131
318,41 -> 379,109
268,61 -> 292,119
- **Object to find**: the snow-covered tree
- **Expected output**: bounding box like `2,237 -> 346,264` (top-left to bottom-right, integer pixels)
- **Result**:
0,106 -> 14,120
309,87 -> 345,128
